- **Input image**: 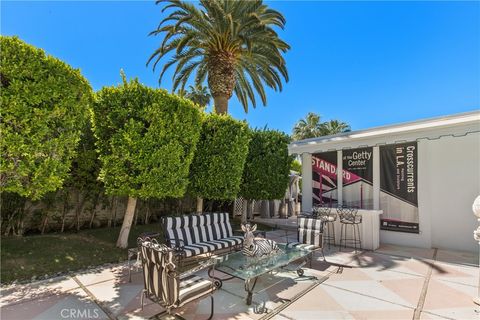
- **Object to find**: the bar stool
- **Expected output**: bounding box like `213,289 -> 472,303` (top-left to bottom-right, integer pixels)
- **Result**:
313,205 -> 336,249
337,206 -> 362,252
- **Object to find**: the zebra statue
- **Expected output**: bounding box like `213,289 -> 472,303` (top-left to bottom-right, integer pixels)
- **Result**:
241,223 -> 279,257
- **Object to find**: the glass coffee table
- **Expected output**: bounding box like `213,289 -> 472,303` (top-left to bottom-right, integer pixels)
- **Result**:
208,243 -> 314,305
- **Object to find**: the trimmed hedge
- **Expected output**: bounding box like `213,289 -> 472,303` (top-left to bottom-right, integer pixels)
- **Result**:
0,36 -> 93,200
189,114 -> 251,200
241,129 -> 292,200
92,77 -> 202,199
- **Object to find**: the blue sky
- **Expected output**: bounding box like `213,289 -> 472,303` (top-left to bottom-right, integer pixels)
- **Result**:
2,1 -> 479,134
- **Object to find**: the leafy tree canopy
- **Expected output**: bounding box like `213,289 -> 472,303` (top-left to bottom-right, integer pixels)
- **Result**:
241,129 -> 292,200
0,36 -> 93,200
189,114 -> 251,200
290,159 -> 302,173
92,76 -> 202,199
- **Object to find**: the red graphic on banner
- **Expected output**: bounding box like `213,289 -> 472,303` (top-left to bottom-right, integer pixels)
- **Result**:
311,157 -> 361,184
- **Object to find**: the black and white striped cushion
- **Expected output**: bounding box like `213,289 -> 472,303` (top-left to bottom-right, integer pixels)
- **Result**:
140,241 -> 214,310
293,217 -> 324,248
298,228 -> 322,247
178,274 -> 214,307
164,213 -> 239,257
182,236 -> 243,257
298,217 -> 323,233
140,243 -> 179,307
165,216 -> 193,246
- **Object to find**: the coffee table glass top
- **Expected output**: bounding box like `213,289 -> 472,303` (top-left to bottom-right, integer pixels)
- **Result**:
210,243 -> 311,280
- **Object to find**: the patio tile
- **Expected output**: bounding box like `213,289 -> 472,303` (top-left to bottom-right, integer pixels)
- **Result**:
277,310 -> 354,319
279,282 -> 344,311
431,265 -> 478,292
0,276 -> 79,307
0,287 -> 108,320
421,308 -> 480,320
376,244 -> 435,260
423,278 -> 477,319
419,311 -> 449,319
117,300 -> 166,319
83,277 -> 144,316
324,280 -> 414,308
435,249 -> 479,266
74,263 -> 130,287
350,251 -> 430,277
321,283 -> 414,311
279,282 -> 415,320
348,309 -> 415,319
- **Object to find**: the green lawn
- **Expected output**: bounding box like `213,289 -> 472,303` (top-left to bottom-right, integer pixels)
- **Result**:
1,217 -> 273,284
0,223 -> 162,284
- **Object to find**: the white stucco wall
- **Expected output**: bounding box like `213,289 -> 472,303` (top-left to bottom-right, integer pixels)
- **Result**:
426,133 -> 480,252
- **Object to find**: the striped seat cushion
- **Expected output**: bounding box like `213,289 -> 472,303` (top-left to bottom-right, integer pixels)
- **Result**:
299,228 -> 322,247
163,213 -> 240,257
295,217 -> 323,248
178,274 -> 215,307
298,217 -> 323,233
182,236 -> 243,257
164,215 -> 194,246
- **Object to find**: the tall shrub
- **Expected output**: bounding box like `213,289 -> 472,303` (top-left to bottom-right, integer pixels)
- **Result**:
92,76 -> 202,248
0,36 -> 92,200
240,129 -> 292,220
62,122 -> 103,232
189,114 -> 251,211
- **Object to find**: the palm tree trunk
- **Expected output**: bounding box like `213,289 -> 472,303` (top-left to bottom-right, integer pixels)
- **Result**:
116,196 -> 137,249
214,95 -> 229,114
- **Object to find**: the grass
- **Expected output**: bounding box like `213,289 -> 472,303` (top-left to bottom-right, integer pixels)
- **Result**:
0,223 -> 161,284
0,217 -> 274,284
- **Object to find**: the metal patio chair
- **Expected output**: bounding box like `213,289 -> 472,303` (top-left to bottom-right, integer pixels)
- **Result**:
286,214 -> 326,268
337,206 -> 362,252
139,238 -> 216,320
313,204 -> 337,249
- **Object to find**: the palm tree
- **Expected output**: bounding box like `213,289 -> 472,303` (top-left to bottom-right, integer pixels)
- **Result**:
320,120 -> 351,135
148,0 -> 289,114
185,84 -> 211,110
292,112 -> 323,141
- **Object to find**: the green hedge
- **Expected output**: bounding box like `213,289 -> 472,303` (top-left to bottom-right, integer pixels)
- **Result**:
241,129 -> 292,200
0,36 -> 93,200
189,114 -> 251,200
92,77 -> 202,199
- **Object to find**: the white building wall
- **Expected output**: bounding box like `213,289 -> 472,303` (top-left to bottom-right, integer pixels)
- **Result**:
426,133 -> 480,252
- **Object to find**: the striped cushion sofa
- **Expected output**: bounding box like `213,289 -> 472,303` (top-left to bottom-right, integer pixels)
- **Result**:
161,212 -> 243,259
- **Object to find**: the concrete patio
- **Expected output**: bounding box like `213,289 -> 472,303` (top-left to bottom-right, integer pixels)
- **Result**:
1,230 -> 478,320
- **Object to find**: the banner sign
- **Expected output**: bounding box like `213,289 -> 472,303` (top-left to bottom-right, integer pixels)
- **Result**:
380,142 -> 419,233
342,147 -> 374,209
311,151 -> 338,206
342,147 -> 373,184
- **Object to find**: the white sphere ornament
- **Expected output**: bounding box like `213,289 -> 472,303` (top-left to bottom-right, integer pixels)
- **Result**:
473,195 -> 480,218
